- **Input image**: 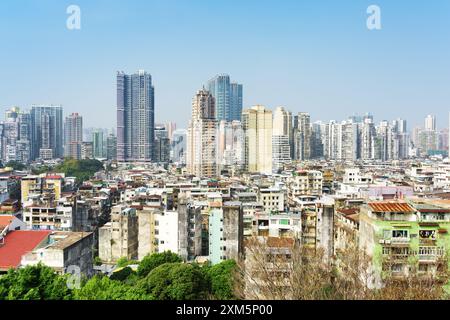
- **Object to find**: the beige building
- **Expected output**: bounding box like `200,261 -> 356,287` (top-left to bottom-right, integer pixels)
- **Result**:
21,231 -> 94,276
186,89 -> 218,178
287,170 -> 323,206
137,206 -> 179,260
99,205 -> 138,263
258,188 -> 285,213
242,105 -> 273,174
21,175 -> 63,206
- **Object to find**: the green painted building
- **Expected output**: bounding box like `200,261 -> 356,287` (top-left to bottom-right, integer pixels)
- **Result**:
208,203 -> 243,265
359,200 -> 450,287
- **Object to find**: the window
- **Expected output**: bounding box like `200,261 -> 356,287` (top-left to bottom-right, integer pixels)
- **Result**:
419,264 -> 428,272
419,230 -> 436,240
391,264 -> 403,273
392,230 -> 408,238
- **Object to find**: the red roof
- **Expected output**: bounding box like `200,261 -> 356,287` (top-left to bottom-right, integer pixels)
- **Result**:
368,202 -> 414,213
45,175 -> 62,180
0,230 -> 51,270
0,215 -> 14,229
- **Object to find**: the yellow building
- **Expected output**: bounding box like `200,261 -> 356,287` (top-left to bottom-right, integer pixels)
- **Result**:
242,105 -> 273,175
21,175 -> 63,206
21,176 -> 41,205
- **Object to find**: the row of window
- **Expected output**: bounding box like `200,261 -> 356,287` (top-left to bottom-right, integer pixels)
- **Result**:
382,246 -> 444,256
383,229 -> 438,240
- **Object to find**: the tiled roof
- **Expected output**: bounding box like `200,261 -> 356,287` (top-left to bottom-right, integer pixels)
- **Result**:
337,208 -> 360,216
0,215 -> 14,228
0,230 -> 51,270
368,202 -> 415,213
45,175 -> 62,180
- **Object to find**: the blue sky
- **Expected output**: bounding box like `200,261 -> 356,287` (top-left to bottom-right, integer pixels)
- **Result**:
0,0 -> 449,130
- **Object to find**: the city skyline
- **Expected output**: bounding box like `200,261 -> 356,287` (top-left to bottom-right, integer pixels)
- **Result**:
0,0 -> 449,128
2,1 -> 450,304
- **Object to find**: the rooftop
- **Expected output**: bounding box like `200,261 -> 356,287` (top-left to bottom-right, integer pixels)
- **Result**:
0,230 -> 51,270
0,215 -> 14,229
368,202 -> 415,213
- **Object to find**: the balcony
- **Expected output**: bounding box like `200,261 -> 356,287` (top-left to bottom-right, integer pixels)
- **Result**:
418,255 -> 440,263
390,237 -> 410,244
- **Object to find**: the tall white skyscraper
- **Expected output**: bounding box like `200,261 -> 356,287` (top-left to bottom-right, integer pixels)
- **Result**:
272,107 -> 292,172
217,120 -> 244,168
64,113 -> 83,160
425,115 -> 436,131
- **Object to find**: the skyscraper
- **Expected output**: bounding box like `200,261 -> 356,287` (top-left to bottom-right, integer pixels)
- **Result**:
272,135 -> 290,173
425,115 -> 436,131
207,74 -> 243,122
242,105 -> 272,174
117,70 -> 155,162
186,89 -> 218,177
230,82 -> 243,122
393,118 -> 407,134
272,107 -> 292,172
171,129 -> 187,164
0,107 -> 31,164
154,125 -> 170,163
106,133 -> 117,161
360,118 -> 376,160
273,106 -> 293,141
217,120 -> 244,168
31,105 -> 63,160
164,122 -> 177,142
293,112 -> 312,160
64,113 -> 83,160
92,129 -> 104,159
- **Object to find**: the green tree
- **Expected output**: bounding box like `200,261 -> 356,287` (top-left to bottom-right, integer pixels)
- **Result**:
116,257 -> 138,268
139,263 -> 208,300
74,276 -> 148,300
137,251 -> 182,278
206,260 -> 237,300
0,264 -> 72,300
5,160 -> 26,171
110,267 -> 136,282
94,256 -> 103,266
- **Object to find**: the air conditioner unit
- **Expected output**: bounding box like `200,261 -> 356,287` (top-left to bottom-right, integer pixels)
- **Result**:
385,240 -> 391,244
379,240 -> 385,244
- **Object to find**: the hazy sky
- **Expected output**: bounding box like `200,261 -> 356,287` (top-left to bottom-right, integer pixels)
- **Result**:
0,0 -> 449,130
